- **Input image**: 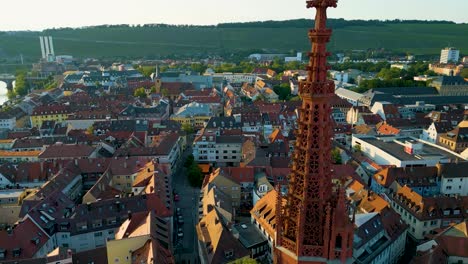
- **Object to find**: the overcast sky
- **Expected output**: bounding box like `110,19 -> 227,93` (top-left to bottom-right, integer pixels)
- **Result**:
1,0 -> 467,31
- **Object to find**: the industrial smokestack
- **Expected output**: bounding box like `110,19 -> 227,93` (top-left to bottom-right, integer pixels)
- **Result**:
39,36 -> 46,59
44,36 -> 50,57
48,36 -> 55,56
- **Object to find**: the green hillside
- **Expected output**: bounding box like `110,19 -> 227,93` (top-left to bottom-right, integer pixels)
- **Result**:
0,19 -> 467,61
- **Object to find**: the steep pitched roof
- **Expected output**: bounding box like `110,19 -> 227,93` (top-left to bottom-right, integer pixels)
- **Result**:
196,210 -> 249,263
0,218 -> 49,261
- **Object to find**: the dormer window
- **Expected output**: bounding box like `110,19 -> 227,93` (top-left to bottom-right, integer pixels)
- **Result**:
224,249 -> 234,259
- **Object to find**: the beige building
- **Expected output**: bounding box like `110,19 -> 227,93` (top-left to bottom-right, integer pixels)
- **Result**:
203,168 -> 241,208
107,210 -> 174,264
429,63 -> 464,76
438,122 -> 468,153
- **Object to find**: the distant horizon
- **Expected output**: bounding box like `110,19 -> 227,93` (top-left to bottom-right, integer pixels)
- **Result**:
1,18 -> 466,32
0,0 -> 467,31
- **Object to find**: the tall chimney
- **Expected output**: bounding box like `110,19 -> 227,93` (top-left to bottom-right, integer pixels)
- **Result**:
44,36 -> 50,57
39,37 -> 46,59
48,36 -> 55,56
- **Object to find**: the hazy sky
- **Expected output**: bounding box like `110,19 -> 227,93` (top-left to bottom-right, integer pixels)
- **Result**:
1,0 -> 467,31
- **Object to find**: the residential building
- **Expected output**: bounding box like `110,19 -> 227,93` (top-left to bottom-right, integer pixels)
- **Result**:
0,150 -> 42,163
429,63 -> 464,76
371,167 -> 440,197
412,221 -> 468,264
38,143 -> 98,161
193,131 -> 243,166
196,209 -> 249,264
347,106 -> 380,126
438,162 -> 468,196
250,190 -> 279,262
202,168 -> 241,208
209,73 -> 258,84
170,102 -> 213,128
352,209 -> 407,264
387,185 -> 467,240
0,218 -> 56,262
231,223 -> 270,262
421,121 -> 453,143
31,105 -> 71,128
371,102 -> 401,121
0,139 -> 15,150
107,210 -> 174,264
438,122 -> 468,153
440,47 -> 460,64
262,88 -> 279,103
0,112 -> 16,130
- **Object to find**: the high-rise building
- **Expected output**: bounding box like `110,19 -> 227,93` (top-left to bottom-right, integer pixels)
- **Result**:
440,47 -> 460,64
274,1 -> 354,263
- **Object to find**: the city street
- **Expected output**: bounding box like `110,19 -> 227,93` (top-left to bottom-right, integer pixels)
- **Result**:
172,140 -> 200,264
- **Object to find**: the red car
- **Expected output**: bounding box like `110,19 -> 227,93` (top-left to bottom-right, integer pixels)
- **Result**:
174,194 -> 180,202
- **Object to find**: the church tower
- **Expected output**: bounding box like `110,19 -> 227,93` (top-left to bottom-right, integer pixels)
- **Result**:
274,1 -> 354,263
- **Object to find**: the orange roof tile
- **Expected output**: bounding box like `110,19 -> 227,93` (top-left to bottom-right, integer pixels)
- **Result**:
0,150 -> 42,157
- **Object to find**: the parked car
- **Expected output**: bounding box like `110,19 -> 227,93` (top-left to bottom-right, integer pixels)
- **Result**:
174,194 -> 180,202
178,215 -> 184,224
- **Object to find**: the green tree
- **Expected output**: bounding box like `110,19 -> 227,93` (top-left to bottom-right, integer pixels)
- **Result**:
353,144 -> 361,153
377,67 -> 401,80
182,123 -> 194,134
184,154 -> 195,168
190,63 -> 208,74
188,163 -> 203,187
134,87 -> 147,98
331,148 -> 342,164
461,68 -> 468,79
161,88 -> 169,97
14,72 -> 29,96
137,66 -> 156,77
285,61 -> 302,70
273,83 -> 292,101
150,86 -> 157,93
271,57 -> 285,73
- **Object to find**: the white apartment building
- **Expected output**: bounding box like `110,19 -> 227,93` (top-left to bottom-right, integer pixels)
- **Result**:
438,162 -> 468,196
0,113 -> 16,130
193,133 -> 243,166
440,47 -> 460,64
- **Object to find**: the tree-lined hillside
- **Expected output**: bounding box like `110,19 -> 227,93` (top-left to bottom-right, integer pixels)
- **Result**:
0,19 -> 466,61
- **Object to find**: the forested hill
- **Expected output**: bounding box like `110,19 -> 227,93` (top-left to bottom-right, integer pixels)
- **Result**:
0,19 -> 467,61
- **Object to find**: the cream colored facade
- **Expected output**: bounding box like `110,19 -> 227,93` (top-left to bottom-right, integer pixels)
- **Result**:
106,235 -> 151,264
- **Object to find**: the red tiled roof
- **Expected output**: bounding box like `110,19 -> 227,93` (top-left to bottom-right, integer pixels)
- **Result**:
32,105 -> 71,116
38,143 -> 95,159
220,167 -> 255,184
0,218 -> 49,261
376,122 -> 401,135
